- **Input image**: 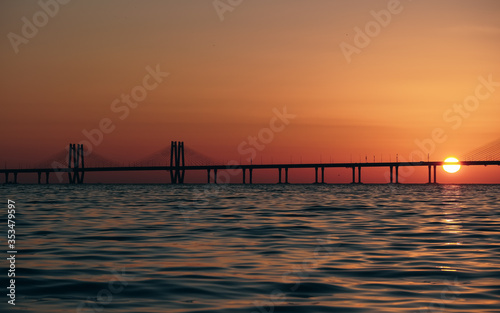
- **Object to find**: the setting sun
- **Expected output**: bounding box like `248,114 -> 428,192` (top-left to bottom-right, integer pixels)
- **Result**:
443,157 -> 461,173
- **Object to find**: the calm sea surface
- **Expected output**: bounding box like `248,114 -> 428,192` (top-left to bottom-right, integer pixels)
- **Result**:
1,184 -> 499,313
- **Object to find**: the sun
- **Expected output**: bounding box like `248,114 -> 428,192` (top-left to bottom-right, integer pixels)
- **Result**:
443,157 -> 461,173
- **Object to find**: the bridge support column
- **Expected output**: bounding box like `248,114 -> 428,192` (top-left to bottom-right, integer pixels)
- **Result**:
45,172 -> 50,184
428,166 -> 431,184
170,141 -> 185,184
358,166 -> 361,184
242,168 -> 246,184
214,169 -> 218,184
68,144 -> 74,183
315,167 -> 318,184
68,143 -> 85,184
395,166 -> 399,184
179,142 -> 185,184
38,172 -> 41,184
5,172 -> 9,184
249,168 -> 253,184
78,144 -> 85,184
207,169 -> 211,184
390,166 -> 393,183
352,167 -> 355,184
321,167 -> 325,184
13,173 -> 17,184
285,168 -> 289,184
433,165 -> 437,184
278,168 -> 282,184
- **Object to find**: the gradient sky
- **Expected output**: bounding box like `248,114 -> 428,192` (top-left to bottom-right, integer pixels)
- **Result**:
1,0 -> 500,183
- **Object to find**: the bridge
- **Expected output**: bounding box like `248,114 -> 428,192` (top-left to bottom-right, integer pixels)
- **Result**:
1,140 -> 500,184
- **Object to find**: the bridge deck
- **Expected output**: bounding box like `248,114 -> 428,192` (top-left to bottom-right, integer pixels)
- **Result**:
1,160 -> 499,173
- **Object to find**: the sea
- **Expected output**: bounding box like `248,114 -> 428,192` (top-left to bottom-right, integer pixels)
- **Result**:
0,184 -> 499,313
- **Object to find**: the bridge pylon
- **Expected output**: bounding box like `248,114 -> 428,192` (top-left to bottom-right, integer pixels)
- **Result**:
68,143 -> 85,184
170,141 -> 185,184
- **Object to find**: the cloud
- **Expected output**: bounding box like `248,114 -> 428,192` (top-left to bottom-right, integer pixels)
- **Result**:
444,24 -> 500,36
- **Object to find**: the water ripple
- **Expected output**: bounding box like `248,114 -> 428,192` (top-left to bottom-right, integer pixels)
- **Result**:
0,184 -> 499,312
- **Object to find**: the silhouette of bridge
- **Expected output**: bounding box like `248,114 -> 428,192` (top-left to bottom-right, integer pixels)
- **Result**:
1,140 -> 500,184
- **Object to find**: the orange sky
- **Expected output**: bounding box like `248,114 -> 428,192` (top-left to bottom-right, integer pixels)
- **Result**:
1,0 -> 500,183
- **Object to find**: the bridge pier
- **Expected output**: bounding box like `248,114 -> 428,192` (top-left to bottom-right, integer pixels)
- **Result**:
68,143 -> 85,184
351,167 -> 362,184
249,168 -> 253,184
433,165 -> 437,184
314,167 -> 326,184
214,169 -> 218,184
78,144 -> 85,184
38,172 -> 41,184
277,167 -> 288,183
169,141 -> 185,184
78,170 -> 85,184
45,172 -> 50,184
68,144 -> 76,184
5,172 -> 8,184
427,165 -> 438,184
242,168 -> 246,184
390,166 -> 393,183
13,172 -> 17,184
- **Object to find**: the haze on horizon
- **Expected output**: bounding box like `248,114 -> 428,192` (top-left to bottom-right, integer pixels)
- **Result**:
1,0 -> 500,183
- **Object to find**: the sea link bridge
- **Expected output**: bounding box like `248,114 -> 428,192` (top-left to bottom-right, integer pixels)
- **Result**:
1,141 -> 500,184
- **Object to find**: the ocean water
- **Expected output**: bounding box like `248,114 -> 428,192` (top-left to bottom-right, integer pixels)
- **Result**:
1,184 -> 499,313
